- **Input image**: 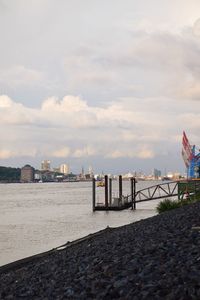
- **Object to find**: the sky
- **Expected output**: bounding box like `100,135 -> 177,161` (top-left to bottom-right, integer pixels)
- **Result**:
1,0 -> 200,174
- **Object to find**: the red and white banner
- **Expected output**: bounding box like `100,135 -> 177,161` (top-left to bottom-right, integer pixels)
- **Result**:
182,131 -> 193,168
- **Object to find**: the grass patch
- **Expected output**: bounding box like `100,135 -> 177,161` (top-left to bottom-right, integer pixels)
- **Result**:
156,199 -> 181,214
156,191 -> 200,214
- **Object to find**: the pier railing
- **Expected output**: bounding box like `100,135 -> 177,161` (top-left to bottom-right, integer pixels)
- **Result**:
132,181 -> 178,203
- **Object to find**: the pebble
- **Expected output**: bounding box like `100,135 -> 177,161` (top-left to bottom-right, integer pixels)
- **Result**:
1,202 -> 200,299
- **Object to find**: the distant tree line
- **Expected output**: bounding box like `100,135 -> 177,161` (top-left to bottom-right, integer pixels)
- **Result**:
0,166 -> 21,183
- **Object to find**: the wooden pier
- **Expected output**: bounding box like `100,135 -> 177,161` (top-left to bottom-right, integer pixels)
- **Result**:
93,176 -> 136,211
93,176 -> 200,211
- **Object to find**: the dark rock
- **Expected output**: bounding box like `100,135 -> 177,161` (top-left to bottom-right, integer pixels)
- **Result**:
2,202 -> 200,299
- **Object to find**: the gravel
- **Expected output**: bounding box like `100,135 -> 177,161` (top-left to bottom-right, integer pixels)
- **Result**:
1,202 -> 200,299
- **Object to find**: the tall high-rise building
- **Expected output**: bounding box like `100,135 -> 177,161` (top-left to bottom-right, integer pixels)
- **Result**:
41,160 -> 51,171
152,168 -> 161,179
81,166 -> 84,176
20,165 -> 35,183
60,164 -> 70,175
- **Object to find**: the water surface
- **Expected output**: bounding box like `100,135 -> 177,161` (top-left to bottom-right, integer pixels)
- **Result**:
0,181 -> 161,266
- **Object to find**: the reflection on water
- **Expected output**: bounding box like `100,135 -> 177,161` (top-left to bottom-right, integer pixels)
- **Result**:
0,181 -> 161,266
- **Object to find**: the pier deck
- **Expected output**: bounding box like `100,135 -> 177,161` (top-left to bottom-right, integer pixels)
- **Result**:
93,178 -> 200,211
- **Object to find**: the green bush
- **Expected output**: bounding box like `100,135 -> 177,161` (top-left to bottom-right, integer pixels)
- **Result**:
156,196 -> 200,214
156,199 -> 181,214
157,192 -> 200,214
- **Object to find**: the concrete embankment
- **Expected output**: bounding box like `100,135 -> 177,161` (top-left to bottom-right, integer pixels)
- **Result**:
1,203 -> 200,299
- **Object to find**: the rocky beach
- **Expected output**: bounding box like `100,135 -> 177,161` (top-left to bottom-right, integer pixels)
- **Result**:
1,202 -> 200,299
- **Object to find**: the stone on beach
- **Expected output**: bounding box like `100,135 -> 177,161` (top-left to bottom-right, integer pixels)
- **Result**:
1,202 -> 200,299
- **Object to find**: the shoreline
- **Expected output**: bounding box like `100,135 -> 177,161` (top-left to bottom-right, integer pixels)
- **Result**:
0,179 -> 159,267
0,226 -> 118,274
1,203 -> 200,298
0,214 -> 155,273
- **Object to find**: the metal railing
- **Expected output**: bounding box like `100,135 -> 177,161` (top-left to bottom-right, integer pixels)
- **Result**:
93,178 -> 200,211
128,181 -> 178,203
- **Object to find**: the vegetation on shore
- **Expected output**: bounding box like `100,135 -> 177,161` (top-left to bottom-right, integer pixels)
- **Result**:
156,193 -> 200,214
0,166 -> 21,183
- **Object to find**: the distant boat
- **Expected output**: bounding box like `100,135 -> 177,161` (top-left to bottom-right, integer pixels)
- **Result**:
162,176 -> 171,181
97,181 -> 105,187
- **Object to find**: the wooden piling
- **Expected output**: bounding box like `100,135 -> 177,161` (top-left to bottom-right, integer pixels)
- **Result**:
105,175 -> 108,208
119,175 -> 122,201
109,178 -> 112,206
133,177 -> 136,209
131,177 -> 134,210
92,178 -> 96,211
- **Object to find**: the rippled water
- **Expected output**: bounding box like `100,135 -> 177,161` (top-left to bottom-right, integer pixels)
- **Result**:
0,180 -> 161,266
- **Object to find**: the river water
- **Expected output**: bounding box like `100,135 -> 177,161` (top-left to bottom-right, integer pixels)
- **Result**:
0,180 -> 162,266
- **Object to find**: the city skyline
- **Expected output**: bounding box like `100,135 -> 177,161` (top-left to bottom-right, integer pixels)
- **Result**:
15,161 -> 183,182
1,1 -> 200,173
19,160 -> 181,178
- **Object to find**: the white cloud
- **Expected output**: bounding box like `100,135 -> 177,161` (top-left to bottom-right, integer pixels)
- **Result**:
0,148 -> 37,159
193,18 -> 200,37
0,94 -> 162,130
106,147 -> 155,159
0,95 -> 12,108
51,147 -> 71,158
41,96 -> 88,112
137,148 -> 155,159
1,93 -> 199,168
180,82 -> 200,100
0,65 -> 45,88
178,113 -> 200,129
1,2 -> 200,172
0,150 -> 12,159
0,95 -> 37,125
72,146 -> 96,158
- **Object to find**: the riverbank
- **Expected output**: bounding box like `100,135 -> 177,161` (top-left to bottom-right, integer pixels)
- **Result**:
0,181 -> 158,266
1,202 -> 200,299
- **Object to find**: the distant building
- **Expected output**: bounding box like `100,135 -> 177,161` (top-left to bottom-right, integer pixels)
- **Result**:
85,173 -> 92,180
41,160 -> 51,171
34,171 -> 42,181
173,172 -> 181,180
153,168 -> 161,179
88,165 -> 93,176
41,170 -> 55,182
81,166 -> 84,176
167,172 -> 181,180
20,165 -> 35,183
122,172 -> 134,179
60,164 -> 70,175
167,172 -> 173,179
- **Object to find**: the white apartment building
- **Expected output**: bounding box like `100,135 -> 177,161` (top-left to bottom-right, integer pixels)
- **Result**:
41,160 -> 51,171
60,164 -> 70,175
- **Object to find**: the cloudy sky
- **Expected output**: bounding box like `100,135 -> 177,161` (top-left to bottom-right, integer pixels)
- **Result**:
1,0 -> 200,174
